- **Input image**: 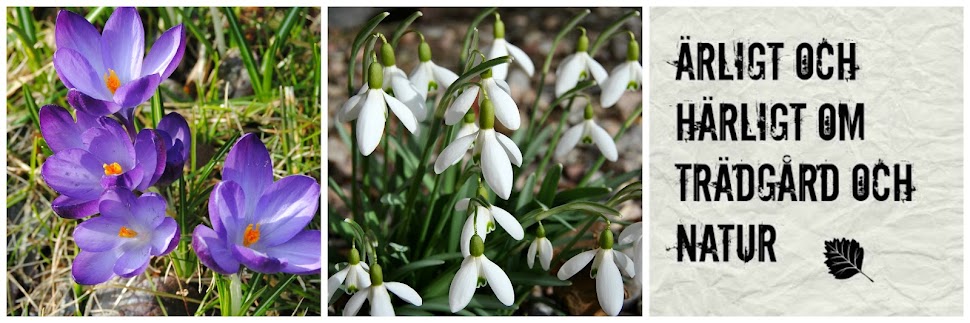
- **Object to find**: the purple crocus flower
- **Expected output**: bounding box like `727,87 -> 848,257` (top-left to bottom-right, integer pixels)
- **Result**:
192,134 -> 321,275
155,112 -> 191,185
72,188 -> 179,285
54,7 -> 186,132
40,107 -> 166,219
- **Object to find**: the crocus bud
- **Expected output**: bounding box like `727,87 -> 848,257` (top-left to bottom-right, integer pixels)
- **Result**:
494,14 -> 505,39
367,62 -> 383,89
599,227 -> 614,249
419,41 -> 432,62
584,102 -> 594,120
470,234 -> 485,257
370,263 -> 384,286
576,27 -> 589,53
479,98 -> 495,130
349,247 -> 361,265
381,42 -> 396,67
626,32 -> 639,62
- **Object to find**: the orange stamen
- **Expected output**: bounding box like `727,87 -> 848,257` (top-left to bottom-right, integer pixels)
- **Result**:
104,69 -> 121,95
243,224 -> 261,247
118,226 -> 138,238
103,162 -> 123,176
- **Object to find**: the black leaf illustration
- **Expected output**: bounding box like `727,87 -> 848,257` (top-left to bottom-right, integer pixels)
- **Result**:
823,238 -> 873,282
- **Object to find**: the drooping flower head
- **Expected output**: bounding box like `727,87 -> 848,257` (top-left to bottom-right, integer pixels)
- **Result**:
155,112 -> 191,185
71,188 -> 179,285
600,32 -> 642,108
337,62 -> 418,156
40,105 -> 167,219
455,111 -> 480,140
444,68 -> 520,130
555,103 -> 618,161
328,246 -> 372,301
555,27 -> 608,98
191,134 -> 321,275
343,264 -> 423,316
527,223 -> 554,271
409,36 -> 459,103
379,40 -> 426,120
457,186 -> 523,257
449,234 -> 514,313
557,226 -> 635,316
487,13 -> 535,80
618,222 -> 642,279
54,8 -> 187,130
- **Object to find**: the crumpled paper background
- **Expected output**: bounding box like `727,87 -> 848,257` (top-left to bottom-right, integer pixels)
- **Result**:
650,7 -> 962,315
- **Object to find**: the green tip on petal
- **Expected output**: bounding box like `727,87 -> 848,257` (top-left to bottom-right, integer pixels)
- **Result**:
349,247 -> 361,265
419,41 -> 432,62
463,110 -> 476,124
536,223 -> 546,238
470,234 -> 485,257
599,227 -> 614,249
584,102 -> 594,120
576,27 -> 588,52
370,263 -> 384,285
482,68 -> 493,79
494,13 -> 505,39
479,98 -> 495,130
380,42 -> 396,67
626,32 -> 640,61
367,62 -> 383,89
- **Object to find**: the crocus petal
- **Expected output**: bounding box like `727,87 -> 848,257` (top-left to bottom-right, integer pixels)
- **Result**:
613,250 -> 636,278
494,132 -> 522,167
480,131 -> 513,200
161,221 -> 181,256
449,257 -> 478,313
488,39 -> 510,80
601,63 -> 633,108
480,257 -> 514,306
489,206 -> 523,240
98,187 -> 137,221
149,217 -> 178,256
588,121 -> 618,161
54,48 -> 113,100
51,195 -> 100,219
595,251 -> 624,316
343,288 -> 369,316
73,216 -> 125,252
328,267 -> 350,300
113,244 -> 151,278
558,249 -> 596,280
431,64 -> 459,90
72,249 -> 121,285
191,225 -> 240,275
39,105 -> 86,152
253,175 -> 320,246
385,282 -> 423,306
527,241 -> 537,269
114,74 -> 161,109
555,53 -> 582,97
41,149 -> 104,199
383,92 -> 418,134
67,89 -> 122,116
356,90 -> 386,156
444,86 -> 479,125
555,123 -> 584,158
100,7 -> 144,83
504,41 -> 535,77
231,244 -> 286,274
82,122 -> 136,170
368,286 -> 395,316
586,56 -> 608,85
141,24 -> 186,80
133,129 -> 166,190
264,230 -> 322,275
55,10 -> 105,79
208,181 -> 246,242
539,238 -> 554,271
157,113 -> 191,161
433,132 -> 476,174
408,63 -> 433,99
223,133 -> 274,211
156,113 -> 191,185
485,80 -> 520,130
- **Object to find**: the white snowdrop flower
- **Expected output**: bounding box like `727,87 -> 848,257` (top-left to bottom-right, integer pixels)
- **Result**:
344,264 -> 423,316
456,188 -> 524,257
527,223 -> 554,271
601,32 -> 642,108
435,98 -> 522,200
487,13 -> 535,81
555,28 -> 608,98
556,103 -> 618,161
618,222 -> 642,279
444,68 -> 520,130
409,38 -> 459,101
328,247 -> 372,301
337,62 -> 418,156
455,115 -> 480,140
379,42 -> 428,121
557,227 -> 635,316
449,234 -> 514,313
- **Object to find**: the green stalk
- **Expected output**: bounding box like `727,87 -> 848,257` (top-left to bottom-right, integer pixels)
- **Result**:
525,9 -> 590,134
577,105 -> 642,186
459,8 -> 497,72
223,7 -> 264,98
17,7 -> 36,45
150,89 -> 164,127
536,108 -> 570,178
259,7 -> 302,95
347,12 -> 389,94
391,11 -> 424,47
84,7 -> 107,23
589,10 -> 641,56
229,273 -> 243,315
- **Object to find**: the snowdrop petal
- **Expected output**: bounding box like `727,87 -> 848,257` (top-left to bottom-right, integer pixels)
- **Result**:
343,287 -> 369,316
455,198 -> 471,211
328,267 -> 350,299
555,53 -> 583,97
489,206 -> 523,240
449,257 -> 478,313
369,286 -> 395,316
539,238 -> 554,271
390,76 -> 427,121
504,41 -> 535,77
445,86 -> 479,125
527,241 -> 538,269
601,63 -> 632,108
618,222 -> 642,245
586,55 -> 609,85
385,282 -> 423,306
495,132 -> 522,167
480,257 -> 514,306
558,249 -> 597,280
432,64 -> 459,89
480,132 -> 513,200
588,121 -> 618,161
356,90 -> 386,156
408,63 -> 433,99
613,250 -> 636,278
337,89 -> 366,122
460,213 -> 476,257
485,80 -> 520,130
488,39 -> 510,80
555,123 -> 585,158
383,92 -> 418,134
434,132 -> 477,174
596,252 -> 624,316
494,78 -> 512,95
456,122 -> 480,139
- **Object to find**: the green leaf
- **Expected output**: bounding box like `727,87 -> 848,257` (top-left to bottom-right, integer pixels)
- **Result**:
515,173 -> 537,211
553,186 -> 611,205
347,12 -> 390,94
520,201 -> 619,228
391,11 -> 424,47
537,164 -> 562,206
589,10 -> 641,56
252,275 -> 298,316
389,259 -> 445,280
223,7 -> 264,98
508,271 -> 573,287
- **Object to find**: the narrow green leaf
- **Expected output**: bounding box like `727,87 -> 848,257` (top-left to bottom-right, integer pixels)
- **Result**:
508,271 -> 573,287
252,275 -> 298,316
537,163 -> 562,206
391,11 -> 424,47
223,7 -> 264,97
515,173 -> 537,211
348,12 -> 390,94
553,186 -> 611,205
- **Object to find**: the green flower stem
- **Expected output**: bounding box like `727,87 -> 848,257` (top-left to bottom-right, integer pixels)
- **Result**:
351,124 -> 362,225
348,12 -> 389,94
577,105 -> 642,186
535,103 -> 571,180
588,10 -> 641,56
459,8 -> 498,72
525,9 -> 589,134
229,273 -> 243,315
391,11 -> 424,47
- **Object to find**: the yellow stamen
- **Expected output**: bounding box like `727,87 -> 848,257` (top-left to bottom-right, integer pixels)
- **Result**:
103,162 -> 123,176
104,69 -> 121,95
118,226 -> 138,238
243,224 -> 261,247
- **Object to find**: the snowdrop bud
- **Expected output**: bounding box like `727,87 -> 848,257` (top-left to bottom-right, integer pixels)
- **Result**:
368,62 -> 384,90
626,32 -> 639,62
536,223 -> 546,238
419,41 -> 432,62
480,98 -> 495,130
584,102 -> 594,120
463,110 -> 476,124
576,27 -> 589,53
470,234 -> 485,257
599,227 -> 614,249
349,247 -> 361,265
381,42 -> 396,67
493,14 -> 505,38
370,263 -> 384,285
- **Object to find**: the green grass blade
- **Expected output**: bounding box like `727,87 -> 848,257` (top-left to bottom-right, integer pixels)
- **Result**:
260,7 -> 303,94
223,7 -> 264,98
